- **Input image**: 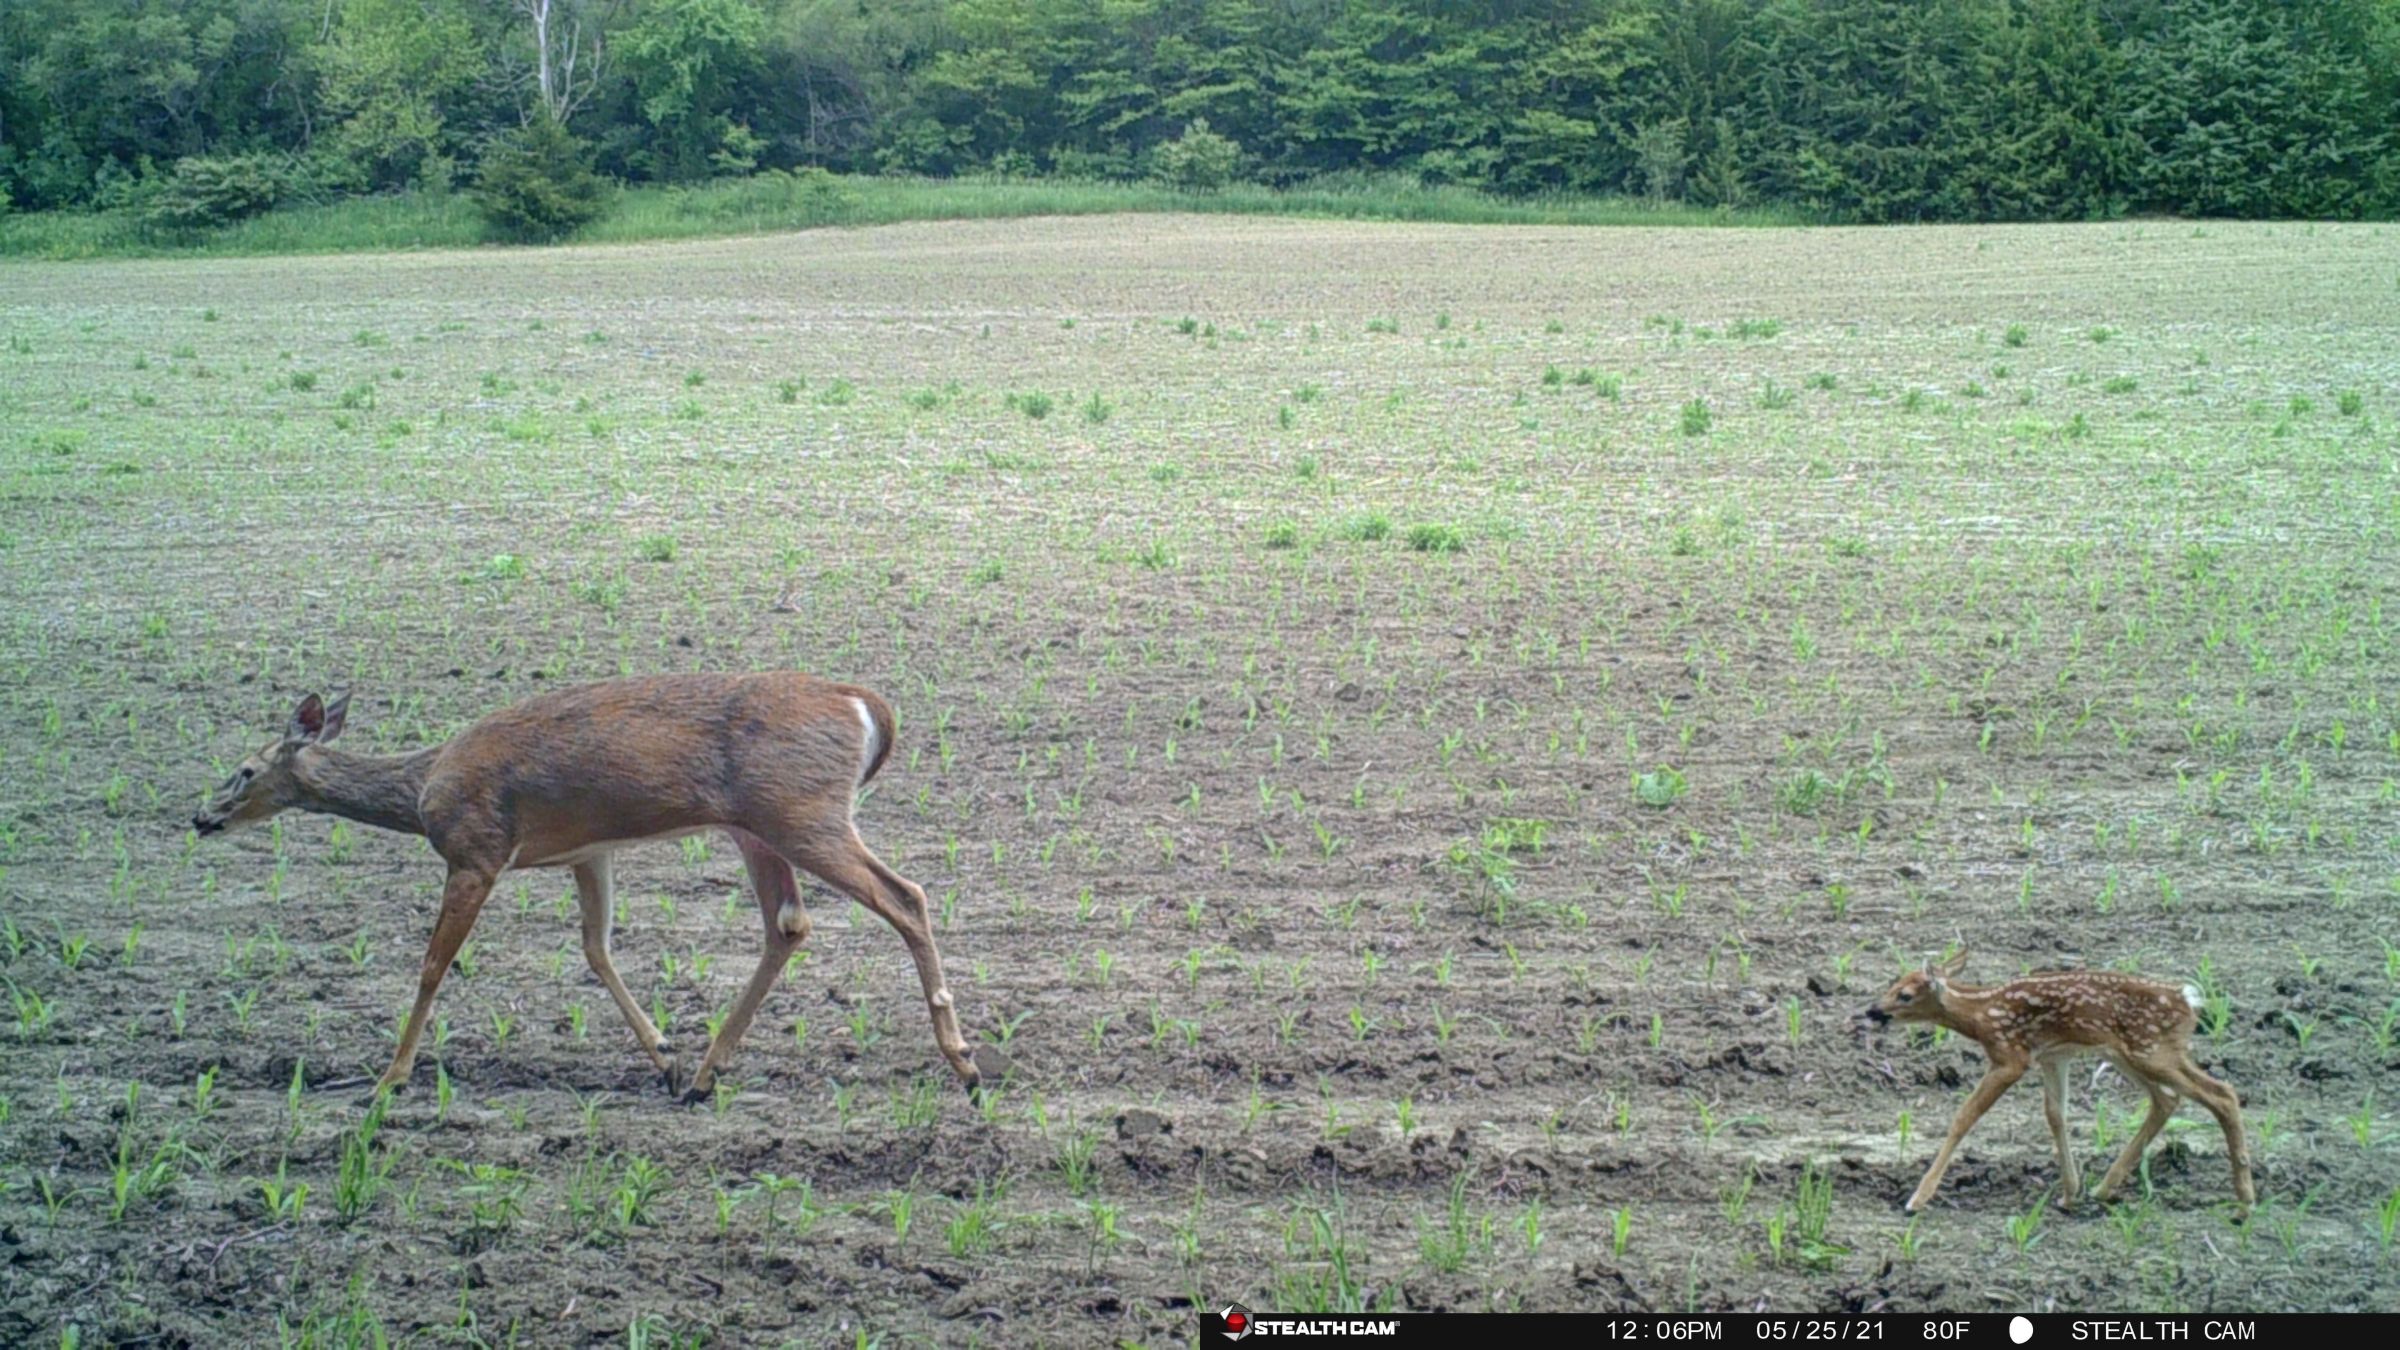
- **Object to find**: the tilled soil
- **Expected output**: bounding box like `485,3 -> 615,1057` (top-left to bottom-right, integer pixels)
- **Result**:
1,215 -> 2396,1345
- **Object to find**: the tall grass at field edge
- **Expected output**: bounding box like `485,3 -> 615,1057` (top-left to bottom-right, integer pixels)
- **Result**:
0,172 -> 1812,261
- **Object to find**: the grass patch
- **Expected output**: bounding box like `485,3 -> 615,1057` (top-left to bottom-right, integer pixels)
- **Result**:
3,174 -> 1813,263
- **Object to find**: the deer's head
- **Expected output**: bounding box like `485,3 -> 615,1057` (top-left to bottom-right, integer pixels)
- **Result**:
192,692 -> 349,837
1858,947 -> 1969,1027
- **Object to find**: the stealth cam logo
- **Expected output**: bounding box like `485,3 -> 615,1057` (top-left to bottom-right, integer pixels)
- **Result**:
1218,1304 -> 1254,1341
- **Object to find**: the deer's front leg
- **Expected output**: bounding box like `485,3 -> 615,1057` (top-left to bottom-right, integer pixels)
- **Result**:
1907,1062 -> 2024,1212
379,866 -> 495,1095
573,856 -> 678,1087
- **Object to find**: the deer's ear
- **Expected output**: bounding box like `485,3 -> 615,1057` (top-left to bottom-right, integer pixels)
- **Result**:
319,691 -> 352,743
1932,946 -> 1970,980
286,694 -> 326,743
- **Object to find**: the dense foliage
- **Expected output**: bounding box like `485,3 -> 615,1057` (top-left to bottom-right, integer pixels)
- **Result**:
475,116 -> 613,240
4,0 -> 2394,224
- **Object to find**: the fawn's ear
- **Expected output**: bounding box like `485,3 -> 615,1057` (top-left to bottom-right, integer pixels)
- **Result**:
1931,946 -> 1970,981
319,691 -> 352,743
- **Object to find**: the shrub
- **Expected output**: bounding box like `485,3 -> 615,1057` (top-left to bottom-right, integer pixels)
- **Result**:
1339,512 -> 1393,542
1405,523 -> 1465,554
475,118 -> 611,242
1151,119 -> 1242,192
1634,767 -> 1687,808
1633,118 -> 1690,203
692,166 -> 856,227
148,154 -> 287,231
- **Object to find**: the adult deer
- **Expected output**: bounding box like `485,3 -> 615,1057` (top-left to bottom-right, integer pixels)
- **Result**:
191,674 -> 984,1103
1858,947 -> 2254,1215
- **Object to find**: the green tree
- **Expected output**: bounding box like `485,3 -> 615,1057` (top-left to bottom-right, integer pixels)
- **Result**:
315,0 -> 487,191
2121,0 -> 2393,218
475,115 -> 611,239
619,0 -> 769,180
5,0 -> 2397,224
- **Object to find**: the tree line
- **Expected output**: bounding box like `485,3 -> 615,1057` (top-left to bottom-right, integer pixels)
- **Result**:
4,0 -> 2394,228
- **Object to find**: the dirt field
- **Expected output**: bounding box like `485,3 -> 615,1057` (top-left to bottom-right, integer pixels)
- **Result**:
2,215 -> 2397,1345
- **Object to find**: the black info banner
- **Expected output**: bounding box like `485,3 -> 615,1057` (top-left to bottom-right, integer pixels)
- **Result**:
1199,1312 -> 2384,1348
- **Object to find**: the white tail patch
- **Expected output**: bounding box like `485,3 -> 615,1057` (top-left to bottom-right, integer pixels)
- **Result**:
2182,984 -> 2204,1011
853,696 -> 880,784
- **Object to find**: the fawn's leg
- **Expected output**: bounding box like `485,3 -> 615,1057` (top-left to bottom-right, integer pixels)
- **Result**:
683,829 -> 811,1100
1907,1063 -> 2024,1212
2169,1057 -> 2256,1211
2040,1060 -> 2081,1206
2092,1080 -> 2177,1203
379,866 -> 494,1093
573,855 -> 676,1084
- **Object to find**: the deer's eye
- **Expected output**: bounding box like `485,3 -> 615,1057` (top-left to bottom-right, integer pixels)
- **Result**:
1895,991 -> 1914,1003
239,767 -> 255,783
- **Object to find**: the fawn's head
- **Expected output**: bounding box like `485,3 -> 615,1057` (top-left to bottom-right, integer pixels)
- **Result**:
1859,947 -> 1970,1027
192,692 -> 349,837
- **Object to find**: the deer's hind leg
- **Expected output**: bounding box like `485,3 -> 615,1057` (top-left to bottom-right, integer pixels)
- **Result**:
681,828 -> 812,1101
762,820 -> 980,1097
2040,1058 -> 2081,1207
2165,1053 -> 2255,1212
2092,1073 -> 2177,1206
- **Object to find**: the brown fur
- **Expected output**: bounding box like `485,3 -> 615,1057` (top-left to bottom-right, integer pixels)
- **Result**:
1859,948 -> 2253,1214
193,673 -> 976,1102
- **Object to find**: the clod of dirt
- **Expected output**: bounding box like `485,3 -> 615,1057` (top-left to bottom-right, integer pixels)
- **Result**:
1115,1107 -> 1172,1140
938,1289 -> 1003,1320
1570,1259 -> 1652,1310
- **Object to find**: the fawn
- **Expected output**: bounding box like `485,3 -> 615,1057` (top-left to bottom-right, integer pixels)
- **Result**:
192,674 -> 985,1103
1859,947 -> 2254,1214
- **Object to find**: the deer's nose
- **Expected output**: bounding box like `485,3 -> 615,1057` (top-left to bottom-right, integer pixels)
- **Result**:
1855,1005 -> 1890,1025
